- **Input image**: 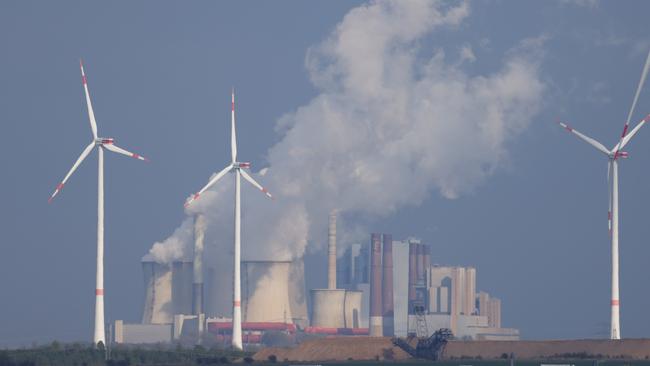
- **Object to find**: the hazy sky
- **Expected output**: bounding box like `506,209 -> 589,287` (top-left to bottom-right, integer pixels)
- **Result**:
1,0 -> 650,346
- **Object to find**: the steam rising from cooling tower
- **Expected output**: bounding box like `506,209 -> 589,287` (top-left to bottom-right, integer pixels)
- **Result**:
145,1 -> 544,292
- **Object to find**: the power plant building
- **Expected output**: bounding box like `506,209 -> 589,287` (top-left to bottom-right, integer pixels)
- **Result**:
337,236 -> 519,340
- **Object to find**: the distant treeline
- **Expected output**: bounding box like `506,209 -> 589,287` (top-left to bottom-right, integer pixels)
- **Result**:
0,341 -> 254,366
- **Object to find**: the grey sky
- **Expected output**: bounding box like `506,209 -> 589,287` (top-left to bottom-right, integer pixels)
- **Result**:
1,0 -> 649,346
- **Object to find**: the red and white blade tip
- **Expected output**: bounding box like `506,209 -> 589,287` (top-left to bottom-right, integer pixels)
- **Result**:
184,193 -> 200,208
48,183 -> 64,203
556,120 -> 572,132
132,153 -> 149,162
261,188 -> 274,200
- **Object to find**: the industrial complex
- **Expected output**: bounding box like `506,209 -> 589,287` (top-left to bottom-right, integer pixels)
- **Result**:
114,212 -> 517,345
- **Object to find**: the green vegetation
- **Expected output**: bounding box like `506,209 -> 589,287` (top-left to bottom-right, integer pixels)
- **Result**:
0,341 -> 251,366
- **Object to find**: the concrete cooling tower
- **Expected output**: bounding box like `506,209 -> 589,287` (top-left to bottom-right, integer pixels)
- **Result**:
142,260 -> 173,324
143,259 -> 195,324
241,260 -> 307,325
172,261 -> 193,316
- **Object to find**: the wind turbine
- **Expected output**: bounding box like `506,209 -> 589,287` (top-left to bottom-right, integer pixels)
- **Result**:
49,61 -> 148,346
558,50 -> 650,340
185,90 -> 273,350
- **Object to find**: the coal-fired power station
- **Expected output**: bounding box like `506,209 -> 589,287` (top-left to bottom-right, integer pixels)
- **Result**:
117,211 -> 519,345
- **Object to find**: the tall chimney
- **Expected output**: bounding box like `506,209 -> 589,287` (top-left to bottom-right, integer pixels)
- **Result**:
381,234 -> 394,336
328,211 -> 337,290
423,244 -> 431,287
369,233 -> 383,336
416,243 -> 425,285
407,242 -> 417,314
192,214 -> 206,315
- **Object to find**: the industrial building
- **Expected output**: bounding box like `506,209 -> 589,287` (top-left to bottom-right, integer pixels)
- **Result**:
308,212 -> 365,334
117,213 -> 517,344
338,236 -> 519,340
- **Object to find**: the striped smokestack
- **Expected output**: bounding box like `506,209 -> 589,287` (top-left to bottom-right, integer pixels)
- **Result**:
408,241 -> 417,314
192,214 -> 206,315
381,234 -> 394,336
369,233 -> 383,336
328,211 -> 337,289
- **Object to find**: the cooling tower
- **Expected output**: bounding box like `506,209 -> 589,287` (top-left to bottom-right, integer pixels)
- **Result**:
172,261 -> 193,316
369,233 -> 383,336
193,214 -> 206,315
242,260 -> 294,323
407,242 -> 417,314
344,290 -> 363,328
142,261 -> 173,324
328,211 -> 337,290
381,234 -> 394,336
288,258 -> 309,327
311,289 -> 346,328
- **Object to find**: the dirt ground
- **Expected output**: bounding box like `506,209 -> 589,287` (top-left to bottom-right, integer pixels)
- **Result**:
444,339 -> 650,359
253,337 -> 650,362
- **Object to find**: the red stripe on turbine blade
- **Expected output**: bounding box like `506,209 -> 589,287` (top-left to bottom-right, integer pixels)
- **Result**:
132,153 -> 140,159
82,75 -> 87,85
96,289 -> 104,296
57,183 -> 64,190
611,299 -> 620,306
621,125 -> 629,138
233,301 -> 241,307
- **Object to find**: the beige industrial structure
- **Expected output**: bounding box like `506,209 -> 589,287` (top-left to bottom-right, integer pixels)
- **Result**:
338,237 -> 519,340
310,211 -> 363,330
141,260 -> 173,324
242,260 -> 307,325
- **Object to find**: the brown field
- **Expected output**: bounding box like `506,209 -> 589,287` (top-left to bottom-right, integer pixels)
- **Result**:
253,337 -> 650,362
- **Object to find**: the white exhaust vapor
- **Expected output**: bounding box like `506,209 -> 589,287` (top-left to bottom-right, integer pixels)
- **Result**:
149,0 -> 545,334
49,60 -> 148,347
558,49 -> 650,340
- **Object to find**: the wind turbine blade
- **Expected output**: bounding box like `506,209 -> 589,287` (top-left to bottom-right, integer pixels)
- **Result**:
240,169 -> 273,199
103,143 -> 149,162
625,50 -> 650,128
49,142 -> 96,202
80,60 -> 98,139
557,121 -> 611,155
185,164 -> 233,207
614,50 -> 650,157
619,114 -> 650,150
231,89 -> 237,164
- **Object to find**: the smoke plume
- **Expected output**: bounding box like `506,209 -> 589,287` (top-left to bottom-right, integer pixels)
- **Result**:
145,0 -> 544,268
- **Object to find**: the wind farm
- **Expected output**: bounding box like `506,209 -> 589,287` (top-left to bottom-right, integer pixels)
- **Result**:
4,1 -> 650,365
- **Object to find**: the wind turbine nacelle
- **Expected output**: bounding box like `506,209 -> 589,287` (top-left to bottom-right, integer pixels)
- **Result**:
235,162 -> 251,169
96,138 -> 114,145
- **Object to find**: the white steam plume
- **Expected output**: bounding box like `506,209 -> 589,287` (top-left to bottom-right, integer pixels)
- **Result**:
145,1 -> 544,270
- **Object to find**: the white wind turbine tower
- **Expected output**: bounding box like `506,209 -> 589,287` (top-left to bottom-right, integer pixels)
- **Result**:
558,50 -> 650,340
49,61 -> 149,346
185,90 -> 273,350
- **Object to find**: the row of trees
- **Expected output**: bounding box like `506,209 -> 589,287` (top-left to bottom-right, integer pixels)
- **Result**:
0,341 -> 253,366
